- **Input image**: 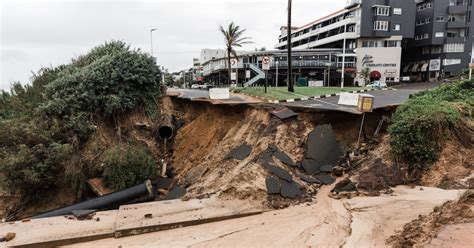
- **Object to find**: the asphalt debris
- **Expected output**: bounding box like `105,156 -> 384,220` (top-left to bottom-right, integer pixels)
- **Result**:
164,185 -> 187,200
270,107 -> 298,120
298,173 -> 320,184
304,124 -> 343,174
332,178 -> 357,193
266,176 -> 281,194
225,144 -> 252,160
263,163 -> 292,182
315,173 -> 336,185
273,150 -> 297,167
72,209 -> 97,220
319,164 -> 334,173
280,180 -> 302,199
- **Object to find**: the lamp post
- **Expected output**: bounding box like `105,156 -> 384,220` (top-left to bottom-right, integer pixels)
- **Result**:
150,28 -> 157,57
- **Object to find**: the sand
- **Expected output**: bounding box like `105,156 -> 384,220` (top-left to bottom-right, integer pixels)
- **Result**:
65,186 -> 463,248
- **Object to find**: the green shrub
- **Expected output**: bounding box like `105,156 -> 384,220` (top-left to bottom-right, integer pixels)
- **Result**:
0,141 -> 72,201
40,41 -> 161,138
102,144 -> 158,190
0,40 -> 163,203
389,80 -> 473,170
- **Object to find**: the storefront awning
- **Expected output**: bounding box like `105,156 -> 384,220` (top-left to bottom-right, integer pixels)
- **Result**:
421,63 -> 429,72
402,65 -> 410,73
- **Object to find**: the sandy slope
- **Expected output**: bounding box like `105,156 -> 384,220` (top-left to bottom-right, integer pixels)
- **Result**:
67,186 -> 462,248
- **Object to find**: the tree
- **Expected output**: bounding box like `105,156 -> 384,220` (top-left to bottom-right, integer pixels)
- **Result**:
287,0 -> 294,92
219,22 -> 252,85
361,68 -> 371,86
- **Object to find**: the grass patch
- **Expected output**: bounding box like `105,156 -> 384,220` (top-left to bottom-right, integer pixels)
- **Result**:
388,80 -> 473,171
238,86 -> 362,100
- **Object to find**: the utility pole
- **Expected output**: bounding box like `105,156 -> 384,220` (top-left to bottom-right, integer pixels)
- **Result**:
341,23 -> 347,89
287,0 -> 294,92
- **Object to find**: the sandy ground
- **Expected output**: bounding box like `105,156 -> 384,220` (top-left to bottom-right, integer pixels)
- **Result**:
66,186 -> 463,248
424,222 -> 474,248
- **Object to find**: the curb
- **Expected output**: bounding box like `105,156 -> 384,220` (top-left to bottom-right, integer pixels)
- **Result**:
238,88 -> 397,104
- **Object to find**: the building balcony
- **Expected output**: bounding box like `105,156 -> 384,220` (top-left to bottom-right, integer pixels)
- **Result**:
448,5 -> 468,14
447,21 -> 467,29
446,36 -> 466,43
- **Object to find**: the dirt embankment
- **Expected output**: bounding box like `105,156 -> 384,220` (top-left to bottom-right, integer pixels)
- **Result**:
161,97 -> 386,207
388,190 -> 474,247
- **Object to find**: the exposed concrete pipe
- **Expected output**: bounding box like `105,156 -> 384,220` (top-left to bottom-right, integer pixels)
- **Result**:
158,115 -> 175,140
33,180 -> 153,219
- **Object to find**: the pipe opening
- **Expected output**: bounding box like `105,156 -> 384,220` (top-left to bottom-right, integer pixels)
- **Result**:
158,125 -> 174,140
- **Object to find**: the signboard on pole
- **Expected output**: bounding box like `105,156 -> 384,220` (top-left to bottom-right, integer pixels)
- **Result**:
262,56 -> 271,71
230,59 -> 238,69
429,59 -> 441,71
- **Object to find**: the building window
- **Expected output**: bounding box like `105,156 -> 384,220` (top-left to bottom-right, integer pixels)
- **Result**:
375,6 -> 390,16
422,47 -> 431,54
435,32 -> 445,37
374,21 -> 389,31
444,43 -> 465,53
393,24 -> 401,31
362,40 -> 379,48
436,16 -> 445,22
393,8 -> 402,15
384,40 -> 400,47
431,46 -> 443,54
417,3 -> 433,11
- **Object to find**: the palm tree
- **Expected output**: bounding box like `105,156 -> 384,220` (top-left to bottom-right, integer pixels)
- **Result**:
287,0 -> 294,92
219,22 -> 252,85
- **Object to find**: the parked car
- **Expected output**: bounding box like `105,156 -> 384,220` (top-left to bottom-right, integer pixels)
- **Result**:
191,84 -> 200,89
366,80 -> 387,89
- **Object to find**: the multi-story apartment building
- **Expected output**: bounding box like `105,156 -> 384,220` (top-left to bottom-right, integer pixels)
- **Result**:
275,0 -> 416,85
403,0 -> 474,81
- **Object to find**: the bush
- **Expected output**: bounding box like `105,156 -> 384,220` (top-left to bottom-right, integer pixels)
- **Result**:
388,80 -> 473,170
0,40 -> 163,203
1,141 -> 72,201
102,144 -> 158,190
41,41 -> 162,138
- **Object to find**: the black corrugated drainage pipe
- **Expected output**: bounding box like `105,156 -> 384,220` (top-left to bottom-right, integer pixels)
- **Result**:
32,180 -> 153,219
158,115 -> 175,140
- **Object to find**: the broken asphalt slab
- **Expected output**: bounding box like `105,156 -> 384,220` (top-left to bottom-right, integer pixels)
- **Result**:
315,173 -> 336,185
280,180 -> 303,199
270,107 -> 298,120
304,124 -> 343,174
273,150 -> 297,168
298,173 -> 320,184
332,179 -> 357,193
265,176 -> 281,194
164,186 -> 187,200
262,163 -> 292,182
225,144 -> 252,160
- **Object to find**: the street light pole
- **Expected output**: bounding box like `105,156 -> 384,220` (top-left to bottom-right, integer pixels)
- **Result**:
150,28 -> 157,57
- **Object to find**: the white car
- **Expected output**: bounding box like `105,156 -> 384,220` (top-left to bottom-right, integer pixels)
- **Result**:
366,81 -> 387,89
191,84 -> 200,89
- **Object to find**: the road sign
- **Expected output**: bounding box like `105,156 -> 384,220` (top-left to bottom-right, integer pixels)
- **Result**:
231,59 -> 238,69
469,63 -> 474,69
262,56 -> 271,71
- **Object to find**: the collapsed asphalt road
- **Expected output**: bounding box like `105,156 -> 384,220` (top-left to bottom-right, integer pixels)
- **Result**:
168,82 -> 439,114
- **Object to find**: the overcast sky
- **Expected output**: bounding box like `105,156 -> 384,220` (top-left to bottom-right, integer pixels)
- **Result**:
0,0 -> 345,90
